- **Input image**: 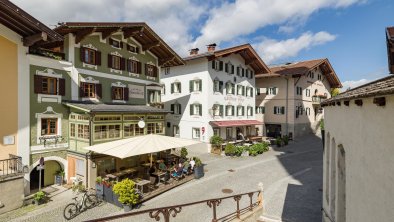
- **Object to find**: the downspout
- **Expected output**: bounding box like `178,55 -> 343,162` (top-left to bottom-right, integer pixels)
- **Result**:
86,112 -> 94,188
285,77 -> 289,136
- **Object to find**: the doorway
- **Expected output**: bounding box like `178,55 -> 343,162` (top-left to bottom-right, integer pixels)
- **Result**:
266,124 -> 281,138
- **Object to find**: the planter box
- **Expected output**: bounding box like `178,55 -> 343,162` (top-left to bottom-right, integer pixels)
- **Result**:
95,183 -> 104,199
113,194 -> 123,208
194,165 -> 204,179
103,185 -> 113,204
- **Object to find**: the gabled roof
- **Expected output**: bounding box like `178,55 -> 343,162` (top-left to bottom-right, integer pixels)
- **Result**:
386,27 -> 394,74
256,58 -> 342,88
322,75 -> 394,105
0,0 -> 63,46
54,22 -> 184,67
183,44 -> 270,75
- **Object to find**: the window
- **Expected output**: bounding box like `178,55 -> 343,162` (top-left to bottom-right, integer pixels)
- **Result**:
41,118 -> 57,136
94,124 -> 121,140
164,67 -> 170,75
94,116 -> 121,121
161,85 -> 165,95
109,38 -> 122,48
212,104 -> 223,116
112,87 -> 124,100
226,127 -> 233,140
226,82 -> 235,94
108,125 -> 120,138
76,159 -> 85,176
274,106 -> 285,115
267,87 -> 277,95
112,55 -> 121,70
192,128 -> 201,139
148,90 -> 161,103
77,124 -> 90,139
213,80 -> 220,92
189,80 -> 202,92
81,47 -> 100,65
236,66 -> 245,77
190,104 -> 202,116
306,107 -> 311,116
255,106 -> 265,114
237,106 -> 244,116
42,77 -> 57,95
213,128 -> 220,136
296,87 -> 302,95
306,89 -> 311,97
82,83 -> 96,98
34,76 -> 65,96
212,60 -> 224,71
94,125 -> 107,140
237,85 -> 245,96
145,64 -> 158,77
171,82 -> 181,93
318,74 -> 322,80
247,106 -> 253,116
127,60 -> 140,73
225,62 -> 234,74
226,105 -> 235,116
246,126 -> 251,136
171,104 -> 182,115
124,123 -> 147,137
127,44 -> 139,53
70,123 -> 75,138
173,125 -> 180,137
246,87 -> 253,97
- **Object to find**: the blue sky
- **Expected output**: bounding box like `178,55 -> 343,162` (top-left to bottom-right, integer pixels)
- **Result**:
15,0 -> 394,89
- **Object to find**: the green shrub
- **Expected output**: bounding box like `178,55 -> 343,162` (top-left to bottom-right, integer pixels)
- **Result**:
225,143 -> 236,155
249,148 -> 258,156
180,147 -> 188,159
96,176 -> 103,184
112,179 -> 140,205
33,191 -> 46,201
194,157 -> 203,167
234,146 -> 245,156
210,135 -> 224,148
276,138 -> 283,147
283,136 -> 289,145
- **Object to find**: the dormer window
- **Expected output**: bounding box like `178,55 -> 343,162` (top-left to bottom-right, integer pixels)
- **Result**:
145,64 -> 158,77
109,38 -> 123,49
127,44 -> 139,53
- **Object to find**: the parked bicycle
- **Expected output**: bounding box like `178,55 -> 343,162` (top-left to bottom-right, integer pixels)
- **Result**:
63,188 -> 100,220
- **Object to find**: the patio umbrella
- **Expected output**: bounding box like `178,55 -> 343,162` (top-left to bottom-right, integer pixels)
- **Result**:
84,134 -> 201,159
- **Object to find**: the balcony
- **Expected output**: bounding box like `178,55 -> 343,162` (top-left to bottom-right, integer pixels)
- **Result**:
0,155 -> 24,180
29,47 -> 65,60
148,102 -> 164,109
312,95 -> 326,105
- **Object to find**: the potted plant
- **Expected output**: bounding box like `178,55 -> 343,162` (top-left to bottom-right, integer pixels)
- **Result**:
283,136 -> 289,146
33,191 -> 46,205
193,157 -> 204,179
180,147 -> 188,160
95,176 -> 104,199
276,138 -> 283,147
225,143 -> 236,156
54,169 -> 65,185
112,179 -> 140,212
210,135 -> 224,155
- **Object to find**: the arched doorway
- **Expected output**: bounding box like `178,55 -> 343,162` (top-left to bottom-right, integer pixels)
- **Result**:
29,158 -> 66,192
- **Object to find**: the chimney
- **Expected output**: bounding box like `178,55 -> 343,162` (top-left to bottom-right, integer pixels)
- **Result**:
207,43 -> 217,52
189,48 -> 199,55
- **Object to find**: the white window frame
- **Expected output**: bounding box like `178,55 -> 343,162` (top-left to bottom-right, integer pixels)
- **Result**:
213,80 -> 220,92
192,128 -> 201,139
174,104 -> 181,115
193,104 -> 200,115
173,82 -> 181,93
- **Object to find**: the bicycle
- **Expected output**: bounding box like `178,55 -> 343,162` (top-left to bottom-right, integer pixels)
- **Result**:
63,188 -> 100,220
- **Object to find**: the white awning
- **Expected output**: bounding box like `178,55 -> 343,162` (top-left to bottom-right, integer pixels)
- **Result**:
84,134 -> 201,159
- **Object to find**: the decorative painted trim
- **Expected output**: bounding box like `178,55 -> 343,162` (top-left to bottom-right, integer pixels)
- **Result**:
82,62 -> 98,70
35,106 -> 63,144
82,43 -> 97,51
110,51 -> 122,57
36,68 -> 63,79
82,97 -> 99,102
129,56 -> 139,61
146,76 -> 156,81
29,156 -> 68,181
38,94 -> 62,104
31,143 -> 69,153
80,76 -> 99,84
111,81 -> 127,88
110,68 -> 123,74
112,100 -> 126,104
146,61 -> 155,66
75,68 -> 157,85
129,73 -> 140,78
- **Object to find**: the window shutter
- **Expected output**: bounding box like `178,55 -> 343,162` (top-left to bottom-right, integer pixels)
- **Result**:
171,83 -> 174,93
95,51 -> 101,66
137,61 -> 142,74
219,61 -> 223,71
145,64 -> 148,76
124,87 -> 129,101
34,75 -> 43,94
219,81 -> 223,92
250,71 -> 254,79
154,66 -> 158,77
266,88 -> 269,94
136,47 -> 140,54
232,106 -> 235,116
274,107 -> 277,114
242,86 -> 245,96
281,107 -> 285,114
80,82 -> 85,97
126,44 -> 130,51
225,63 -> 228,73
80,47 -> 85,62
120,41 -> 124,49
107,54 -> 112,68
241,68 -> 245,77
178,83 -> 181,93
199,104 -> 202,116
126,59 -> 130,72
120,58 -> 126,70
251,107 -> 254,116
96,84 -> 102,99
199,80 -> 202,91
171,104 -> 174,113
231,65 -> 234,74
190,104 -> 194,115
179,104 -> 182,113
111,86 -> 116,100
109,38 -> 113,46
189,80 -> 193,92
220,105 -> 223,116
237,67 -> 240,76
211,60 -> 216,69
59,78 -> 65,96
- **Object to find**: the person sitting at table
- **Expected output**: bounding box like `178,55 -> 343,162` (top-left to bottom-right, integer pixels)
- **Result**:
189,158 -> 195,171
158,159 -> 167,171
182,160 -> 190,174
149,165 -> 159,183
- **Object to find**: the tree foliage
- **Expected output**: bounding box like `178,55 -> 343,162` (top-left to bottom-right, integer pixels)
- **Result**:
331,88 -> 340,97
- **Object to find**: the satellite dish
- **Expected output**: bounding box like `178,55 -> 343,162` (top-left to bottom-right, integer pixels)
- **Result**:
138,120 -> 145,128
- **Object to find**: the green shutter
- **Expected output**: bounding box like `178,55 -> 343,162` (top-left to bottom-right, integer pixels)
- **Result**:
189,80 -> 193,92
281,107 -> 285,114
219,81 -> 223,93
274,107 -> 277,114
171,104 -> 174,113
232,106 -> 235,116
219,61 -> 224,71
220,105 -> 224,116
199,104 -> 202,116
199,80 -> 202,91
179,83 -> 181,93
212,60 -> 216,69
190,104 -> 194,115
171,83 -> 174,93
242,86 -> 245,96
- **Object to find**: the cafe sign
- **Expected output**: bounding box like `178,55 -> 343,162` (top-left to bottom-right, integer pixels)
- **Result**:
128,84 -> 145,99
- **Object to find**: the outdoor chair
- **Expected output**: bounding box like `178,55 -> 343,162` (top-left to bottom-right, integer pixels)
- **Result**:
148,176 -> 157,192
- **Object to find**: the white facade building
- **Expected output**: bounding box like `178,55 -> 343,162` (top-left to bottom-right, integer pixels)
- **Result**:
161,44 -> 270,144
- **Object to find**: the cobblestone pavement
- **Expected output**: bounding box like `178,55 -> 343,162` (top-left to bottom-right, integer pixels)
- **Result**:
0,134 -> 323,222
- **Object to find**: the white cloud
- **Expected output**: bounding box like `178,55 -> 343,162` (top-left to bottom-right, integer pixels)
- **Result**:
254,31 -> 336,64
194,0 -> 365,47
341,79 -> 371,90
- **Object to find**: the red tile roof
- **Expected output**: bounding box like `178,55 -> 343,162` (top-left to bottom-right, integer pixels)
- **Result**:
210,120 -> 262,127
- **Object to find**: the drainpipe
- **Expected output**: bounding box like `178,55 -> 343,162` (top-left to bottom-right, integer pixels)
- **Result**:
285,77 -> 289,136
86,113 -> 94,188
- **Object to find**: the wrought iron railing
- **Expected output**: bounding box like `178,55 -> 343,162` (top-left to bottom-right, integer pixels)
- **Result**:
85,190 -> 262,222
0,155 -> 23,178
29,47 -> 66,60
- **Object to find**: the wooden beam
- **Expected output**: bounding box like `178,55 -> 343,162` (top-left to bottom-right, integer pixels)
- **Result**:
373,97 -> 386,106
123,27 -> 144,39
245,58 -> 257,66
101,28 -> 119,39
355,99 -> 363,106
75,28 -> 94,44
158,57 -> 175,66
142,41 -> 160,51
23,32 -> 48,47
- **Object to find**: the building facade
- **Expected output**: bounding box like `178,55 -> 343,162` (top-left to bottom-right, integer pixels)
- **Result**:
255,59 -> 342,138
161,44 -> 270,145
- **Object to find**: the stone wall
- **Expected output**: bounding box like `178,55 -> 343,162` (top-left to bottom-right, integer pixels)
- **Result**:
0,175 -> 24,214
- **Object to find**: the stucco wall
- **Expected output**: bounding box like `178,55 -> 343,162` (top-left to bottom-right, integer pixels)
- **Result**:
0,176 -> 24,214
0,35 -> 18,160
323,95 -> 394,222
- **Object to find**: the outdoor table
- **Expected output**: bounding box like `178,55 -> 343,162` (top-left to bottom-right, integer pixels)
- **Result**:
106,174 -> 117,181
153,171 -> 167,185
134,179 -> 151,193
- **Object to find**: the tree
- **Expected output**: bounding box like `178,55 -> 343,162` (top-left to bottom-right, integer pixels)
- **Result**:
331,88 -> 340,97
